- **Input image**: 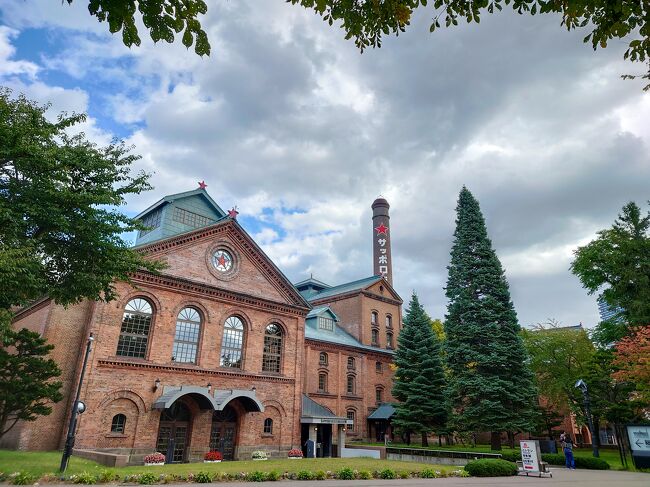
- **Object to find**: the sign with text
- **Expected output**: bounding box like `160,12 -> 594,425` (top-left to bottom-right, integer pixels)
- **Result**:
520,440 -> 541,473
627,425 -> 650,452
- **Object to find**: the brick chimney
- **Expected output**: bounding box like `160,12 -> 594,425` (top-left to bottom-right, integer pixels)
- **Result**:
372,197 -> 392,285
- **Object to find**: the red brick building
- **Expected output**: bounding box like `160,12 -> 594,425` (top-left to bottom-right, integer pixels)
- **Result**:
3,188 -> 402,463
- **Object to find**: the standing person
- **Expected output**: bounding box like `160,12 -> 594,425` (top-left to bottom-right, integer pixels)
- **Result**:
564,436 -> 576,469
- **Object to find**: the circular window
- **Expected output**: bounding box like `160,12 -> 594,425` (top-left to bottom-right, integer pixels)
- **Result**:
212,249 -> 233,273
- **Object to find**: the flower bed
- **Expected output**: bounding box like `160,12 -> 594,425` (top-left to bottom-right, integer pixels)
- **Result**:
251,451 -> 268,461
143,453 -> 165,466
203,451 -> 222,463
288,449 -> 303,459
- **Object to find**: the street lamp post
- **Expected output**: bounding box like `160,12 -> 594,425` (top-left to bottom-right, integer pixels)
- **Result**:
59,334 -> 94,473
575,379 -> 600,458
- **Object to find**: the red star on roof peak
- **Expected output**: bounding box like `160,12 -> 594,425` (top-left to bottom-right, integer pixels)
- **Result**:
375,223 -> 389,235
228,207 -> 239,219
198,180 -> 207,189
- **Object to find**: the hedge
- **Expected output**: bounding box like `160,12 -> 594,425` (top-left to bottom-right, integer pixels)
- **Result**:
464,459 -> 519,477
541,453 -> 610,470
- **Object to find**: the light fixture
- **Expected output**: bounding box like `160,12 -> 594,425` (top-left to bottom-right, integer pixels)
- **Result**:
154,378 -> 161,391
207,382 -> 212,393
252,386 -> 256,392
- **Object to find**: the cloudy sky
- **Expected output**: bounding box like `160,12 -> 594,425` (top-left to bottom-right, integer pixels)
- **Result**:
1,2 -> 648,327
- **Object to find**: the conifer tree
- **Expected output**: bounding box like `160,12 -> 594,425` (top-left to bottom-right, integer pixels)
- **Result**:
392,293 -> 448,446
444,187 -> 537,450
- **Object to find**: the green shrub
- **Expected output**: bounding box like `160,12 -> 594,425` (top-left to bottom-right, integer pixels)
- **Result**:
194,471 -> 213,483
296,470 -> 313,481
72,472 -> 98,484
398,470 -> 409,479
419,468 -> 439,478
97,469 -> 119,483
574,456 -> 610,470
337,467 -> 354,480
540,453 -> 565,465
11,472 -> 37,485
266,471 -> 280,481
357,470 -> 372,480
246,471 -> 267,482
378,468 -> 396,479
499,451 -> 521,463
138,472 -> 159,485
313,470 -> 326,480
464,459 -> 519,477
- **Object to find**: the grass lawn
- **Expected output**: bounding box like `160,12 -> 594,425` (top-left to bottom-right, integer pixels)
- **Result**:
0,450 -> 458,479
355,441 -> 631,470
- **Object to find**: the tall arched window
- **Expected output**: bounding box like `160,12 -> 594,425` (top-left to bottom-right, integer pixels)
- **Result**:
263,418 -> 273,434
220,316 -> 244,368
375,387 -> 384,404
262,324 -> 283,373
376,361 -> 383,373
371,311 -> 378,325
371,328 -> 379,345
319,352 -> 328,365
116,298 -> 153,358
318,372 -> 328,392
347,357 -> 356,370
387,331 -> 394,349
111,414 -> 126,433
386,315 -> 392,328
346,409 -> 356,432
346,374 -> 355,395
172,307 -> 201,363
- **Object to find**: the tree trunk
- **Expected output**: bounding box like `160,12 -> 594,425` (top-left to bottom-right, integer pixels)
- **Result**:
438,435 -> 442,447
422,432 -> 428,447
490,431 -> 502,451
405,432 -> 411,446
507,431 -> 515,449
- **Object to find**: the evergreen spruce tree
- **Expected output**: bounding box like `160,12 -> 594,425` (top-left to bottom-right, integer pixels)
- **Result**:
444,187 -> 537,450
392,293 -> 448,446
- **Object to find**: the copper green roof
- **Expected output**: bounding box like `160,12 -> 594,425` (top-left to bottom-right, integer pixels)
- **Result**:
368,403 -> 396,420
305,275 -> 383,301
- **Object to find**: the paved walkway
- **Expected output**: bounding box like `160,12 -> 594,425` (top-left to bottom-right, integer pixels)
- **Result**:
56,468 -> 649,487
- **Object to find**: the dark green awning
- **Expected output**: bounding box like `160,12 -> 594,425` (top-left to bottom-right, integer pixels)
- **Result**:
368,403 -> 396,420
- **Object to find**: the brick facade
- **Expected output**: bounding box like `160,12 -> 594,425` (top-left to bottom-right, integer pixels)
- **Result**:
3,194 -> 403,462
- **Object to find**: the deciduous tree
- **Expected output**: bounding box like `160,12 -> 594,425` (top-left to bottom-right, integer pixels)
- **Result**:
0,89 -> 163,335
613,325 -> 650,402
444,186 -> 537,450
571,201 -> 650,337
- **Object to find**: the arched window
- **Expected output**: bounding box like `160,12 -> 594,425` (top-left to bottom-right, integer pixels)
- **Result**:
346,409 -> 356,432
346,374 -> 355,395
375,387 -> 384,404
371,311 -> 378,325
376,361 -> 383,373
318,372 -> 328,392
263,418 -> 273,434
371,328 -> 379,345
386,315 -> 392,328
347,357 -> 356,370
111,414 -> 126,433
172,307 -> 201,363
319,352 -> 328,365
117,298 -> 153,358
220,316 -> 244,368
262,323 -> 283,373
387,332 -> 394,349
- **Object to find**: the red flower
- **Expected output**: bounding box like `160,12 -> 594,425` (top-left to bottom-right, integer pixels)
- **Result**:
204,451 -> 223,461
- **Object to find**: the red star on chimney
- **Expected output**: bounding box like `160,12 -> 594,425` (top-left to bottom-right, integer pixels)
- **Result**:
375,223 -> 389,235
198,180 -> 207,189
228,207 -> 239,219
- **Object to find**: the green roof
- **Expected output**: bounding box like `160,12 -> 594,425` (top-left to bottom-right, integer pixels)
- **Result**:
305,311 -> 393,355
306,275 -> 383,301
368,403 -> 396,420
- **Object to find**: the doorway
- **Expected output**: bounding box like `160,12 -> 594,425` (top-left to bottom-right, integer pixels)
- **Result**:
210,406 -> 238,460
156,401 -> 191,463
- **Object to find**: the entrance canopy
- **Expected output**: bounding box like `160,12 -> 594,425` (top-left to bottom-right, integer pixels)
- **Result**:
368,403 -> 395,421
153,386 -> 264,412
300,394 -> 352,425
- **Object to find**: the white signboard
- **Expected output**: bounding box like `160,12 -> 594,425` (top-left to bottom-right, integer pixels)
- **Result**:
520,440 -> 541,474
627,425 -> 650,452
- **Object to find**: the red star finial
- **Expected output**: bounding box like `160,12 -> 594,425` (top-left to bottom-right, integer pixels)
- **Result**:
228,207 -> 239,219
375,223 -> 388,235
198,180 -> 207,189
217,254 -> 227,267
